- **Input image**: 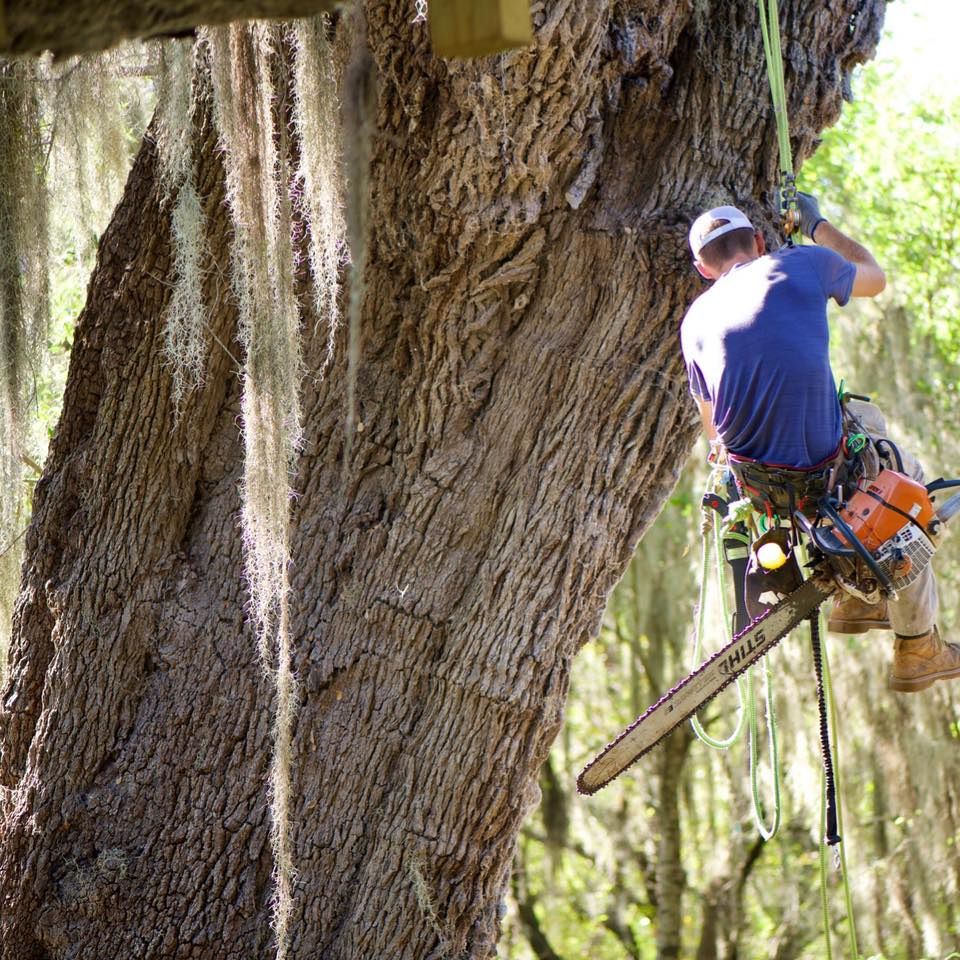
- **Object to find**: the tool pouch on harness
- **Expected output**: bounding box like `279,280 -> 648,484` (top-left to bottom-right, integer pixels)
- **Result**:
727,451 -> 843,520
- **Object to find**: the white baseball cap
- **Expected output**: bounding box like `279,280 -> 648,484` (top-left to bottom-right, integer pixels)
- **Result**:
688,205 -> 755,258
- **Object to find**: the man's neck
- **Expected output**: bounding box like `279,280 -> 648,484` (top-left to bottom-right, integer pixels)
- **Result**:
719,252 -> 760,274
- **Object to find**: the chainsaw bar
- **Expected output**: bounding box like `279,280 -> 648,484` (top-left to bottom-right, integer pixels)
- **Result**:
576,576 -> 834,795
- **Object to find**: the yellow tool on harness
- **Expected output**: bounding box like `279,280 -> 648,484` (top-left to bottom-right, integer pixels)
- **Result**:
757,540 -> 788,570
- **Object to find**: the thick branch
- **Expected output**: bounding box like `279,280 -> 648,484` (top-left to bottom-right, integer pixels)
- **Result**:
2,0 -> 336,57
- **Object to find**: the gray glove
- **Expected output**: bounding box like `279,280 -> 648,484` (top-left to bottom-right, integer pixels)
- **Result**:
796,192 -> 827,241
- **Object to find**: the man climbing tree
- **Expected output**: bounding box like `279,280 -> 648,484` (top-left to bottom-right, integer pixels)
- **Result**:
682,195 -> 960,693
0,2 -> 887,957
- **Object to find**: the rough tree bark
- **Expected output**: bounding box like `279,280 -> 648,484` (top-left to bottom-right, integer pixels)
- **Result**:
0,2 -> 883,958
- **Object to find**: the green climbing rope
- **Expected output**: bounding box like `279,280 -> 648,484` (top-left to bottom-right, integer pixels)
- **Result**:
757,0 -> 800,238
818,767 -> 835,960
689,509 -> 748,748
757,0 -> 793,176
749,651 -> 782,840
691,477 -> 782,840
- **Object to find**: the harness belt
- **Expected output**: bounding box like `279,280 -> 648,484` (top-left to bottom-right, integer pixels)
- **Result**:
727,444 -> 847,519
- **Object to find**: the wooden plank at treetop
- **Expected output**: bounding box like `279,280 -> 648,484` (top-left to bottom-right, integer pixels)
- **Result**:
429,0 -> 533,58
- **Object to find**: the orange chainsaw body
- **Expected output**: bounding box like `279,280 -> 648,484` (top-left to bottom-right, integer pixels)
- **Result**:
838,470 -> 935,551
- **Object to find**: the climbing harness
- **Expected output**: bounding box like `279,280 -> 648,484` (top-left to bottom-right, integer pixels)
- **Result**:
728,446 -> 845,521
695,458 -> 852,849
757,0 -> 800,241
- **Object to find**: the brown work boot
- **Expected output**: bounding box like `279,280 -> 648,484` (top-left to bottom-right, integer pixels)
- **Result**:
889,627 -> 960,693
827,594 -> 891,634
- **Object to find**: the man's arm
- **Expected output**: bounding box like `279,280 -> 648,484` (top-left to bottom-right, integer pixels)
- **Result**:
810,220 -> 887,298
796,192 -> 887,298
696,396 -> 717,441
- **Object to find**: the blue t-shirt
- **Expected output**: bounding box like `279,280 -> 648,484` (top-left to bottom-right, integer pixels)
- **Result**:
680,245 -> 856,467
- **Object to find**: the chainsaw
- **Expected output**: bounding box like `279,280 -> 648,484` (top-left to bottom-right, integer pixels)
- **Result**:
577,469 -> 960,796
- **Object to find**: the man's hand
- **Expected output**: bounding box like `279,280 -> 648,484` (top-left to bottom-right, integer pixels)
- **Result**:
796,192 -> 827,241
775,190 -> 885,297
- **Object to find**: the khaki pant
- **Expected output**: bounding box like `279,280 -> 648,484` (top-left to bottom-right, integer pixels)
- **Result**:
843,399 -> 938,636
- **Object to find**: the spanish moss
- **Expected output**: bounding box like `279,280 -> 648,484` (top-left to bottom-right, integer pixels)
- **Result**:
291,16 -> 345,377
205,22 -> 303,958
157,39 -> 208,408
41,44 -> 152,256
0,46 -> 151,665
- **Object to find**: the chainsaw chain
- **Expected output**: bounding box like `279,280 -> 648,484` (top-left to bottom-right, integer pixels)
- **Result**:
576,576 -> 833,795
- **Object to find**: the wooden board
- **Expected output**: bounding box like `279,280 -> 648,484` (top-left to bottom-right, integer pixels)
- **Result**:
429,0 -> 533,58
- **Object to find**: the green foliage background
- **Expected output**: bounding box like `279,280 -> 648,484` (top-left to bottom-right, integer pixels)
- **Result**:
0,58 -> 152,670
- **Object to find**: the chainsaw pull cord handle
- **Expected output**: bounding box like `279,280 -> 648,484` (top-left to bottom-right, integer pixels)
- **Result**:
874,436 -> 905,474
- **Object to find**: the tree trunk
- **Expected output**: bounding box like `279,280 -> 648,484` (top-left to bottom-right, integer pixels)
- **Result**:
655,725 -> 692,959
0,2 -> 884,957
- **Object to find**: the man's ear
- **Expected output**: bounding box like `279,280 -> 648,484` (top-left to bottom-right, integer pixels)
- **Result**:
694,259 -> 716,280
755,230 -> 766,256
